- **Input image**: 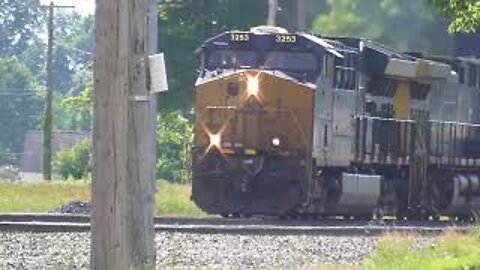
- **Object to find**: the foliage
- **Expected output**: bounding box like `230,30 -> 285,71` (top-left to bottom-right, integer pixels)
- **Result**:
0,57 -> 43,154
0,0 -> 44,57
57,80 -> 93,131
158,0 -> 268,111
156,111 -> 193,183
53,13 -> 94,94
364,230 -> 480,270
0,181 -> 205,216
0,144 -> 15,166
428,0 -> 480,33
53,139 -> 91,180
50,108 -> 193,183
312,0 -> 453,54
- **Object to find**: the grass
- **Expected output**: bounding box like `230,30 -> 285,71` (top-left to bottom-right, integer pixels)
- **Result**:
0,180 -> 205,217
363,228 -> 480,270
0,181 -> 90,213
155,181 -> 205,217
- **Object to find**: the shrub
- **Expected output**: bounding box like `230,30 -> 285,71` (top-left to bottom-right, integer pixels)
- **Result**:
0,144 -> 15,166
156,111 -> 193,184
51,110 -> 193,183
53,139 -> 92,180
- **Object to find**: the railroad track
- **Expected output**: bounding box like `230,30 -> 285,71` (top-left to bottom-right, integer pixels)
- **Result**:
0,214 -> 474,235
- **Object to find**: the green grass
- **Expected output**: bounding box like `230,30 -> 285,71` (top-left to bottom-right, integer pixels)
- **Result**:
0,181 -> 90,213
363,229 -> 480,270
0,180 -> 205,217
155,181 -> 205,217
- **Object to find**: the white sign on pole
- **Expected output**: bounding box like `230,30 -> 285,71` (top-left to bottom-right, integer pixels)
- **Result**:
149,53 -> 169,93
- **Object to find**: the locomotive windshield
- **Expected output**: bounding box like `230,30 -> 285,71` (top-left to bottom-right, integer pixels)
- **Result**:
206,50 -> 257,69
199,30 -> 332,83
205,50 -> 317,73
263,51 -> 317,72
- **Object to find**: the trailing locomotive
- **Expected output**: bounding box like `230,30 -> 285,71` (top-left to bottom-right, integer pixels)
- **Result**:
191,26 -> 480,219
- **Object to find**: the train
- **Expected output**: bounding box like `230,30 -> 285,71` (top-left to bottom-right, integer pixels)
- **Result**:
191,26 -> 480,220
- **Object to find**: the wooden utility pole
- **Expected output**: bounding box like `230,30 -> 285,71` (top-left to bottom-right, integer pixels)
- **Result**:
146,0 -> 159,264
91,0 -> 155,269
41,1 -> 73,181
296,0 -> 307,31
267,0 -> 278,26
42,2 -> 54,181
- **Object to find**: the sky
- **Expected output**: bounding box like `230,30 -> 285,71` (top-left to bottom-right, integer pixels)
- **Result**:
74,0 -> 95,15
42,0 -> 95,16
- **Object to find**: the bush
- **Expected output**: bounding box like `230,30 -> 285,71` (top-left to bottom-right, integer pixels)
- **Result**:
51,111 -> 193,183
157,111 -> 193,184
0,144 -> 15,166
53,139 -> 92,180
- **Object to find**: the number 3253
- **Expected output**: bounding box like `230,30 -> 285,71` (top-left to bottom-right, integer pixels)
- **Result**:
276,35 -> 297,43
230,33 -> 250,42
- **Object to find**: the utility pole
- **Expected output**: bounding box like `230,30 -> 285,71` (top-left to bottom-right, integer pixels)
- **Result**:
41,1 -> 73,181
267,0 -> 278,26
92,0 -> 155,269
146,0 -> 158,264
296,0 -> 307,31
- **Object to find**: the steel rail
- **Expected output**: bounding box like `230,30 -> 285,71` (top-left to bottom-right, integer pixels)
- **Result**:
0,214 -> 474,235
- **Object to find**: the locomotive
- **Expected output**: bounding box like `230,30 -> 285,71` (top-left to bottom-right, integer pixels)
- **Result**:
191,26 -> 480,219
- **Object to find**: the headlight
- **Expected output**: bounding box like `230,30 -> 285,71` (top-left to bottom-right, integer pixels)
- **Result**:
272,137 -> 280,147
246,75 -> 260,97
209,133 -> 222,148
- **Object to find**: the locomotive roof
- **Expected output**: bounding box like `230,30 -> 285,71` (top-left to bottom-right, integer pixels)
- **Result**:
199,27 -> 454,81
199,28 -> 344,58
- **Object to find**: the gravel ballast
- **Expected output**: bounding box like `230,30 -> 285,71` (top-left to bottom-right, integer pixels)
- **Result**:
0,232 -> 430,269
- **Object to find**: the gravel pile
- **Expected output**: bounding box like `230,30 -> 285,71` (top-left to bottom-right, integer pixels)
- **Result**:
0,231 -> 435,269
50,201 -> 92,215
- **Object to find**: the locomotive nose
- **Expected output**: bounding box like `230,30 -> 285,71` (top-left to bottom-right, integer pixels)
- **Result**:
195,70 -> 313,156
193,69 -> 315,215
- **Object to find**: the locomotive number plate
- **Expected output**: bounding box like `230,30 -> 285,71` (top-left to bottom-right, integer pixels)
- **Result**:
275,34 -> 297,43
230,32 -> 250,42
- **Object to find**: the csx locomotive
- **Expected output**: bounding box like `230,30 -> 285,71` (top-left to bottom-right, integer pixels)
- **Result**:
192,26 -> 480,219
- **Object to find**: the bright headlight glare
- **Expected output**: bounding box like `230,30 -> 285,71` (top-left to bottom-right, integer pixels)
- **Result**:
272,137 -> 280,146
246,75 -> 260,97
209,133 -> 222,148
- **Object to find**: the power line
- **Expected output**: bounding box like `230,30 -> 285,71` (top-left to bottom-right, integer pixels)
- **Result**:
0,93 -> 38,97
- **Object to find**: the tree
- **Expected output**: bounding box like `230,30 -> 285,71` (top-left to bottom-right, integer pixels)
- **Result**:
312,0 -> 453,54
0,57 -> 43,157
158,0 -> 268,111
0,0 -> 44,57
156,111 -> 193,183
0,0 -> 46,78
57,76 -> 93,131
53,13 -> 94,94
428,0 -> 480,32
58,85 -> 193,182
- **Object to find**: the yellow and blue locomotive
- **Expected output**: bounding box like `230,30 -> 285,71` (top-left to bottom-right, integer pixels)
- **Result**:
192,26 -> 480,219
